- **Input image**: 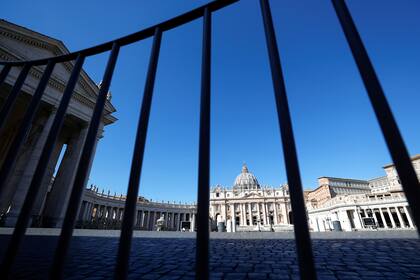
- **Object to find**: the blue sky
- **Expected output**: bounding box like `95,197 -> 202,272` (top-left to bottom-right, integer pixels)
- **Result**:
2,0 -> 419,203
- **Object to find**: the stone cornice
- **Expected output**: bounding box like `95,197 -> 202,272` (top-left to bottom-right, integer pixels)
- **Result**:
0,21 -> 117,124
0,27 -> 61,55
0,45 -> 116,125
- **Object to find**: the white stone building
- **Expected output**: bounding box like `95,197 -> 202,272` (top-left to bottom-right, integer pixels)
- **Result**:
307,156 -> 419,232
307,192 -> 415,232
307,177 -> 371,208
209,164 -> 293,232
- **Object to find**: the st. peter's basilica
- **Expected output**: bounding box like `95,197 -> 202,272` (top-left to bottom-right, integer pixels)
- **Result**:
209,164 -> 293,232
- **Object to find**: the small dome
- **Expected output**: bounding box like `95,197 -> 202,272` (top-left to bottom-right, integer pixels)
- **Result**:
233,164 -> 260,190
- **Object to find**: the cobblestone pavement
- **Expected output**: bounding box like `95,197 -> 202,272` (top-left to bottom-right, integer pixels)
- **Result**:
0,235 -> 419,279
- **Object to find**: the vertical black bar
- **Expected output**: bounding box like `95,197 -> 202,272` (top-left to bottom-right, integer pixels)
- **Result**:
259,0 -> 317,279
0,64 -> 12,87
114,27 -> 162,280
195,7 -> 211,280
332,0 -> 420,231
0,64 -> 31,133
0,55 -> 84,278
49,43 -> 120,279
0,61 -> 55,195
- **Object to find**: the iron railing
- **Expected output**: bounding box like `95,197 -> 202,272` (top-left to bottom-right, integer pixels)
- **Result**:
0,0 -> 419,279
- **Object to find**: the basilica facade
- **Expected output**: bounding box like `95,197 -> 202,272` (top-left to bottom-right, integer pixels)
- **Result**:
209,165 -> 293,232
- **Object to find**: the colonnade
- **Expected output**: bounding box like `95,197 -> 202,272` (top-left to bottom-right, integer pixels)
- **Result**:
77,189 -> 197,231
360,205 -> 414,229
212,200 -> 291,231
310,203 -> 416,232
0,103 -> 103,228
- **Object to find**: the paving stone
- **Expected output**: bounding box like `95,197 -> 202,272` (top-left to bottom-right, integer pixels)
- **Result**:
0,235 -> 419,279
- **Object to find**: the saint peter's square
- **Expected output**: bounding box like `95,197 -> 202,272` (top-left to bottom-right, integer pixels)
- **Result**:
1,1 -> 420,279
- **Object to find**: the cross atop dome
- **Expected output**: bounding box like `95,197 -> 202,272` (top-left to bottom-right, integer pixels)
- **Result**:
242,163 -> 249,173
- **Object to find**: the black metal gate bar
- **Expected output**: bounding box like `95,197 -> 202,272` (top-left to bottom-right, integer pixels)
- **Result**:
0,64 -> 31,133
0,1 -> 238,68
0,60 -> 55,204
0,54 -> 85,278
115,27 -> 162,280
50,43 -> 120,279
259,0 -> 317,279
332,0 -> 420,232
0,64 -> 12,87
195,7 -> 211,280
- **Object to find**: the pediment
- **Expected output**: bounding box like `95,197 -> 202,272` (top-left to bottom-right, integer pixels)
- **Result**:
0,20 -> 116,121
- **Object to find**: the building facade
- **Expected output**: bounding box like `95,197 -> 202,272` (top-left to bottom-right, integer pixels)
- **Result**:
307,192 -> 414,232
0,20 -> 117,228
307,177 -> 371,208
307,155 -> 419,232
209,165 -> 293,232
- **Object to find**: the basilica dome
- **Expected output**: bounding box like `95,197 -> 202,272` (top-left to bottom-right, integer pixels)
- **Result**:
233,164 -> 260,190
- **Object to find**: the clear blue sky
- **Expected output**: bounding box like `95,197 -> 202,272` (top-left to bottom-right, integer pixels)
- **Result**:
2,0 -> 419,203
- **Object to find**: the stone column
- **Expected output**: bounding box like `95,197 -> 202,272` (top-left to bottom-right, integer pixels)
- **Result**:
116,208 -> 121,221
387,207 -> 396,228
162,212 -> 167,228
230,203 -> 235,232
237,204 -> 241,226
139,210 -> 143,227
0,111 -> 49,214
31,138 -> 66,222
256,203 -> 261,225
191,213 -> 196,232
262,202 -> 267,225
240,204 -> 245,226
77,201 -> 87,222
248,203 -> 252,225
273,202 -> 279,225
379,209 -> 388,228
89,203 -> 95,220
355,207 -> 364,229
42,125 -> 88,227
133,209 -> 138,228
369,208 -> 378,226
171,212 -> 175,230
140,211 -> 146,228
144,211 -> 149,229
177,212 -> 181,231
147,211 -> 151,230
404,207 -> 414,228
150,211 -> 156,230
2,110 -> 58,226
171,212 -> 175,229
114,207 -> 119,220
83,202 -> 91,221
85,202 -> 92,221
243,203 -> 247,225
395,207 -> 404,228
74,123 -> 103,226
284,202 -> 290,224
81,202 -> 88,221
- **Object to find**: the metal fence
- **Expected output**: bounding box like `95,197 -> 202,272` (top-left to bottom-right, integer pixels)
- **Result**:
0,0 -> 418,279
